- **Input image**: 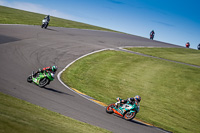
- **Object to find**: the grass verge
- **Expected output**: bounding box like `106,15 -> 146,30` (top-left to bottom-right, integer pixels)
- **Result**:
126,47 -> 200,66
0,92 -> 111,133
61,50 -> 200,133
0,5 -> 117,32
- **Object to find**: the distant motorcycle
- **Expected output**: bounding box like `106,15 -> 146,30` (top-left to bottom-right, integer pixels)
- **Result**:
197,44 -> 200,50
185,43 -> 190,48
41,19 -> 49,29
106,102 -> 139,121
27,71 -> 54,87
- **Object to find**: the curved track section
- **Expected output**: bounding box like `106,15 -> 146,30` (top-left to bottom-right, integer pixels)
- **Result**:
0,25 -> 180,133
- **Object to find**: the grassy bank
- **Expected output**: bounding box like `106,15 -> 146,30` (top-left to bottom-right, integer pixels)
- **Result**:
0,5 -> 116,32
61,50 -> 200,133
126,47 -> 200,66
0,92 -> 111,133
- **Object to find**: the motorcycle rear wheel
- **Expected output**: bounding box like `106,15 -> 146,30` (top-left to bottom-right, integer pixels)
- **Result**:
106,104 -> 114,114
124,111 -> 136,121
39,78 -> 49,87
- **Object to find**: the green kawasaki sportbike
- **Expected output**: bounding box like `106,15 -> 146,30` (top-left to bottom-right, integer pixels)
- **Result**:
106,99 -> 139,121
27,71 -> 54,87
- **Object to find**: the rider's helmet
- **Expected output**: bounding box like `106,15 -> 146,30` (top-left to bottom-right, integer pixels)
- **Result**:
52,65 -> 57,72
134,95 -> 141,102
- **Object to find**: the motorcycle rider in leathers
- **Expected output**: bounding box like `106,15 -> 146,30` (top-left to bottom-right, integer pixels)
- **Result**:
185,42 -> 190,48
150,30 -> 155,40
32,65 -> 57,78
115,95 -> 141,112
44,15 -> 50,22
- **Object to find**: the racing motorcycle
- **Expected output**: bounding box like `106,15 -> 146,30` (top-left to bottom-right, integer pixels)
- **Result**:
106,100 -> 139,120
27,71 -> 54,87
41,18 -> 49,29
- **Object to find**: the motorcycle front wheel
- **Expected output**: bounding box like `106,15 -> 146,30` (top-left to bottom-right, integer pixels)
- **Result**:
106,103 -> 115,114
27,75 -> 32,83
38,78 -> 49,87
124,111 -> 136,121
41,24 -> 45,28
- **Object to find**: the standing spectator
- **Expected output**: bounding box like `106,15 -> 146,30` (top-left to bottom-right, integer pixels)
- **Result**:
150,30 -> 155,40
185,42 -> 190,48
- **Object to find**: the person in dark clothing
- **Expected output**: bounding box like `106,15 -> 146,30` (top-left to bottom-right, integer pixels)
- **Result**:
44,15 -> 50,22
150,30 -> 155,40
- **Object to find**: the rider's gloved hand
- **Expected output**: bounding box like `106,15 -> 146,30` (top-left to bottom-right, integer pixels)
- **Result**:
38,68 -> 42,72
116,97 -> 120,101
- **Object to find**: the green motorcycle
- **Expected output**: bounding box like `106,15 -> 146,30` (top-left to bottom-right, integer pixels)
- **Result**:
106,99 -> 139,121
27,71 -> 54,87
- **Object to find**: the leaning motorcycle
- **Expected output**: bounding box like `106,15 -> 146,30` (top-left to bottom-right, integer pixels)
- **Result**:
41,19 -> 49,29
106,100 -> 139,121
27,71 -> 54,87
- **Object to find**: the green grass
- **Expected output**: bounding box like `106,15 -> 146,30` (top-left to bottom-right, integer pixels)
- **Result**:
126,47 -> 200,66
1,5 -> 200,133
0,92 -> 111,133
61,50 -> 200,133
0,5 -> 117,32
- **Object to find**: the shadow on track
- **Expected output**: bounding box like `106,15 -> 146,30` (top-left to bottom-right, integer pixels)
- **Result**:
43,87 -> 74,97
130,119 -> 172,133
0,34 -> 21,44
112,114 -> 152,127
110,113 -> 149,127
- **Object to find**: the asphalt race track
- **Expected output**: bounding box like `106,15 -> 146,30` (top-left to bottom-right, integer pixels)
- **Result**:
0,25 -> 182,133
